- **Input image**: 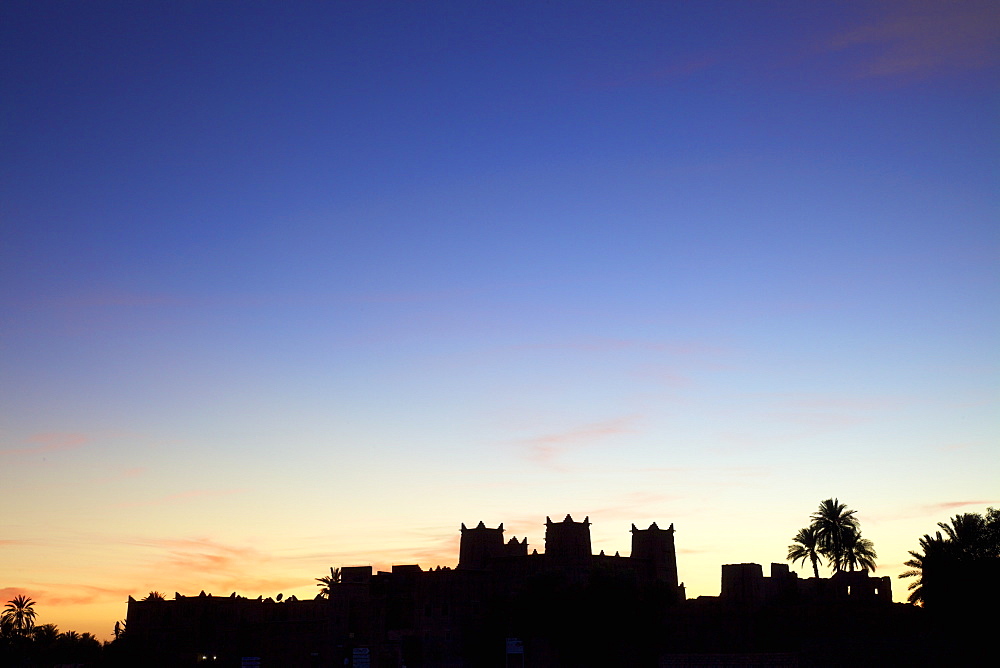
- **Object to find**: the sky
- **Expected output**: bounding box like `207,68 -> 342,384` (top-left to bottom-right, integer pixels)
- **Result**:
1,0 -> 998,639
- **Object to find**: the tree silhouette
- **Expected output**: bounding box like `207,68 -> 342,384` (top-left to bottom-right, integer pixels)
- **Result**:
899,532 -> 945,605
788,499 -> 877,576
787,525 -> 824,578
1,596 -> 37,636
142,591 -> 166,601
838,528 -> 877,572
937,512 -> 991,556
31,623 -> 59,644
899,508 -> 1000,608
315,567 -> 341,598
811,498 -> 860,572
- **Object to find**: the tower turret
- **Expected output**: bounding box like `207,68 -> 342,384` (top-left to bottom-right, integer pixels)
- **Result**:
544,514 -> 592,562
503,536 -> 528,557
631,521 -> 679,589
458,521 -> 504,570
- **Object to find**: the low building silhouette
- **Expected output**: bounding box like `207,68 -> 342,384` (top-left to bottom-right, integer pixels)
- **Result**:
718,562 -> 891,606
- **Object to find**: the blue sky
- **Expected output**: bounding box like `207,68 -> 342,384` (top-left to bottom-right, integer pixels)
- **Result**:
1,0 -> 997,637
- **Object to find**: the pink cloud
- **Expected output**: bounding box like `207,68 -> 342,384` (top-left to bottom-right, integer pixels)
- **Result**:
921,500 -> 996,515
585,492 -> 683,524
357,535 -> 463,571
97,466 -> 148,484
779,394 -> 905,411
36,584 -> 135,607
345,288 -> 471,304
938,442 -> 977,452
0,539 -> 33,547
1,432 -> 90,456
677,547 -> 711,556
0,587 -> 33,601
0,584 -> 132,610
121,537 -> 303,596
632,365 -> 694,388
70,293 -> 186,308
823,0 -> 1000,81
766,412 -> 871,430
517,415 -> 641,468
161,489 -> 246,502
509,338 -> 726,357
115,488 -> 246,508
707,393 -> 907,448
871,500 -> 998,524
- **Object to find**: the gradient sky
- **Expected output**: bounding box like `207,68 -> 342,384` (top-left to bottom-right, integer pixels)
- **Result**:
2,0 -> 997,639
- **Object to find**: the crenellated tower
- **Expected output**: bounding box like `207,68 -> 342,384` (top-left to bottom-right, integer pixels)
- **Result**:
630,521 -> 679,589
503,536 -> 528,558
544,514 -> 592,562
458,521 -> 504,570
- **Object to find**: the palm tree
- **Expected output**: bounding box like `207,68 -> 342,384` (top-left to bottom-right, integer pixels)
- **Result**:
32,623 -> 59,642
1,595 -> 37,636
142,591 -> 166,601
811,498 -> 859,572
899,509 -> 1000,607
787,525 -> 824,578
899,532 -> 943,605
838,528 -> 877,572
316,567 -> 341,598
937,512 -> 987,557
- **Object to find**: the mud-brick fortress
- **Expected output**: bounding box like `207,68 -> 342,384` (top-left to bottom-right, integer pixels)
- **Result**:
124,514 -> 894,667
126,514 -> 685,666
455,514 -> 683,590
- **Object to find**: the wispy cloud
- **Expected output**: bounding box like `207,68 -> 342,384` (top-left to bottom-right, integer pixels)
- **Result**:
509,338 -> 725,356
871,500 -> 997,524
358,534 -> 461,570
161,489 -> 245,503
115,488 -> 246,508
117,536 -> 305,596
710,393 -> 907,449
155,538 -> 267,572
0,587 -> 33,601
68,293 -> 187,308
921,500 -> 996,515
38,584 -> 136,607
97,466 -> 148,483
823,0 -> 1000,81
778,395 -> 905,412
0,584 -> 134,608
938,442 -> 978,452
0,539 -> 34,547
516,415 -> 641,469
1,432 -> 91,456
586,492 -> 683,524
631,365 -> 695,388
